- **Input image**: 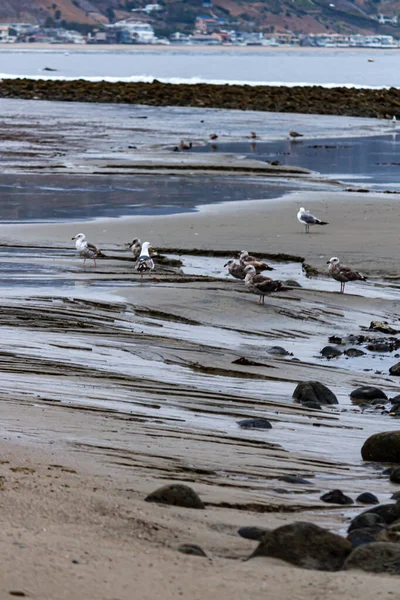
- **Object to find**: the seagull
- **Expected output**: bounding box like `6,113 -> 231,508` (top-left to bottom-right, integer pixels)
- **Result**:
239,251 -> 273,270
224,258 -> 273,280
392,116 -> 397,126
297,207 -> 329,233
72,233 -> 104,267
179,140 -> 192,150
250,131 -> 257,139
327,257 -> 367,294
127,238 -> 142,259
289,130 -> 304,140
135,241 -> 155,284
244,265 -> 286,305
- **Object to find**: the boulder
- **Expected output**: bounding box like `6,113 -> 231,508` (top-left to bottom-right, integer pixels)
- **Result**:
349,503 -> 400,533
389,362 -> 400,376
293,381 -> 338,405
320,346 -> 342,358
238,418 -> 272,430
344,348 -> 366,357
356,492 -> 379,505
347,527 -> 383,548
344,542 -> 400,574
376,521 -> 400,543
390,468 -> 400,483
350,386 -> 387,404
266,346 -> 292,356
145,484 -> 205,509
238,526 -> 268,541
320,489 -> 354,505
361,431 -> 400,462
249,521 -> 351,571
348,511 -> 386,533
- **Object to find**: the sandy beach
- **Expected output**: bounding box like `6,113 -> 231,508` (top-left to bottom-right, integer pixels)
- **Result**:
0,99 -> 399,598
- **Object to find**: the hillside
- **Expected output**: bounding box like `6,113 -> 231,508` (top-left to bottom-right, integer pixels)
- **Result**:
1,0 -> 400,36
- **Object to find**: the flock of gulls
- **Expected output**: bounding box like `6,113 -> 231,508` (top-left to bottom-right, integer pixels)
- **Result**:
72,205 -> 367,303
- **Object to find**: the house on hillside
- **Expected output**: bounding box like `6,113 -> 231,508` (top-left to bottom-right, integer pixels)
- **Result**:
109,20 -> 157,43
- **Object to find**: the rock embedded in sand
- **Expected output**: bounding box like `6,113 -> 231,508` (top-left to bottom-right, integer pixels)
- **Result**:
284,279 -> 302,288
350,386 -> 388,404
350,504 -> 400,532
389,467 -> 400,483
249,521 -> 352,571
320,346 -> 343,359
344,348 -> 366,357
361,431 -> 400,462
238,418 -> 272,430
389,362 -> 400,376
301,400 -> 322,410
320,489 -> 354,505
348,512 -> 386,533
238,526 -> 269,541
344,542 -> 400,574
178,544 -> 207,557
145,484 -> 205,509
266,346 -> 292,356
347,527 -> 383,548
293,381 -> 338,405
278,475 -> 313,485
356,492 -> 379,505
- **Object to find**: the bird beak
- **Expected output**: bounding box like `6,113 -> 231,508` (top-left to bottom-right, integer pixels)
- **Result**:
326,261 -> 330,264
223,262 -> 229,267
71,236 -> 76,240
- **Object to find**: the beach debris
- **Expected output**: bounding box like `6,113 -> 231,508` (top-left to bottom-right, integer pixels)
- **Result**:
361,431 -> 400,462
327,257 -> 367,293
238,418 -> 272,429
135,241 -> 155,284
248,522 -> 352,571
231,357 -> 266,367
350,386 -> 387,404
389,467 -> 400,483
71,232 -> 104,267
292,381 -> 338,405
320,489 -> 354,505
238,526 -> 268,541
320,345 -> 342,358
243,265 -> 285,305
368,57 -> 375,63
356,492 -> 379,505
369,321 -> 398,335
288,130 -> 304,140
145,484 -> 205,509
178,544 -> 207,557
344,542 -> 400,574
297,207 -> 329,233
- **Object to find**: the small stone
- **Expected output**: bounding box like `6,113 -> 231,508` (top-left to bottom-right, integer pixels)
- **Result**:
293,381 -> 338,405
249,521 -> 352,571
362,431 -> 400,462
238,526 -> 268,540
369,321 -> 398,335
278,475 -> 313,485
145,484 -> 205,509
238,418 -> 272,429
347,527 -> 382,548
350,386 -> 388,404
178,544 -> 207,557
320,489 -> 354,505
320,346 -> 342,358
344,348 -> 366,357
344,542 -> 400,574
390,467 -> 400,483
356,492 -> 379,505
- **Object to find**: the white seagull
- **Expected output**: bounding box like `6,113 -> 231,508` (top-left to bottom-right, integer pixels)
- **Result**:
72,233 -> 103,267
297,207 -> 329,234
135,241 -> 155,283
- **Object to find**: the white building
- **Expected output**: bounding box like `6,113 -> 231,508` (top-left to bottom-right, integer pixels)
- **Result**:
113,20 -> 157,43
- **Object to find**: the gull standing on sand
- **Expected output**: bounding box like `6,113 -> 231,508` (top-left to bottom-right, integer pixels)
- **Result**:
244,265 -> 285,305
72,233 -> 103,267
297,207 -> 329,233
327,257 -> 367,294
288,130 -> 304,140
135,241 -> 155,283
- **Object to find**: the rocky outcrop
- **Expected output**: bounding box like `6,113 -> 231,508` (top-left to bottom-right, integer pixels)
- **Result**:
249,521 -> 352,571
361,431 -> 400,462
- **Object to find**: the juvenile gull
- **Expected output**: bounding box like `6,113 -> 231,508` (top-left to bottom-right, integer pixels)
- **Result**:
225,258 -> 273,280
297,207 -> 329,233
135,241 -> 155,283
239,250 -> 274,271
244,265 -> 285,305
289,130 -> 303,140
72,233 -> 104,267
127,238 -> 142,259
327,256 -> 367,294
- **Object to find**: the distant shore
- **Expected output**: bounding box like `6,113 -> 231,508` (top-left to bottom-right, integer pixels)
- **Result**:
0,76 -> 399,118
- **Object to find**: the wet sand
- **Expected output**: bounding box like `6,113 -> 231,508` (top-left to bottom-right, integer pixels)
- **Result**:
0,101 -> 399,597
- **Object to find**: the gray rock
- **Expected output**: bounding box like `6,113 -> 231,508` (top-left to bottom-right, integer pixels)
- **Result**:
178,544 -> 207,557
145,484 -> 205,509
350,386 -> 388,404
320,489 -> 354,505
389,362 -> 400,376
293,381 -> 338,405
238,526 -> 268,541
391,491 -> 400,500
344,348 -> 366,357
301,400 -> 322,410
356,492 -> 379,505
390,467 -> 400,483
284,279 -> 302,288
278,475 -> 313,485
376,521 -> 400,543
249,521 -> 352,571
348,512 -> 386,533
266,346 -> 292,356
320,345 -> 343,358
349,504 -> 400,532
347,527 -> 383,548
344,542 -> 400,574
361,431 -> 400,462
238,418 -> 272,430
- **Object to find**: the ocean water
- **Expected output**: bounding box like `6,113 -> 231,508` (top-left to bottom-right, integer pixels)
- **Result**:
0,47 -> 400,88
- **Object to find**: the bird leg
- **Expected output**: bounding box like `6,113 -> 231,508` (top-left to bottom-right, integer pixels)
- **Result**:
306,224 -> 309,234
140,273 -> 143,286
93,258 -> 97,268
